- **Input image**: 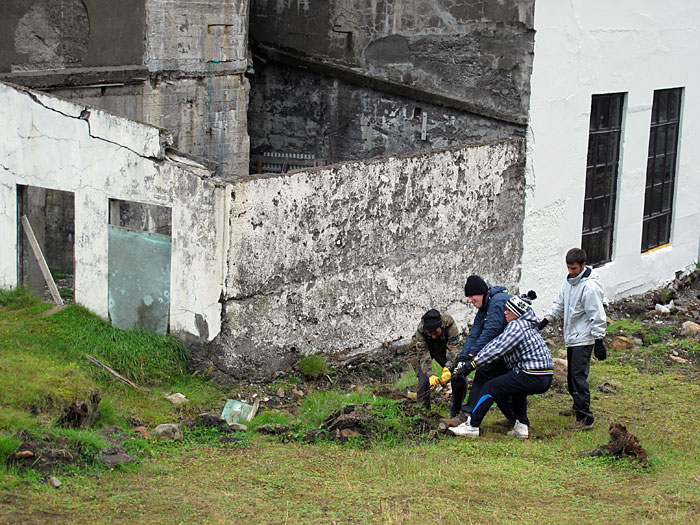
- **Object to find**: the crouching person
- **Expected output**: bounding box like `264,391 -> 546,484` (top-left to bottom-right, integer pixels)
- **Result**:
448,296 -> 553,439
408,309 -> 467,417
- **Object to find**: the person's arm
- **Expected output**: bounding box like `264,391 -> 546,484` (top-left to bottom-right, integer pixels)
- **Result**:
408,330 -> 434,377
545,284 -> 565,322
583,283 -> 607,340
459,311 -> 484,360
471,299 -> 508,355
444,317 -> 461,368
473,320 -> 525,368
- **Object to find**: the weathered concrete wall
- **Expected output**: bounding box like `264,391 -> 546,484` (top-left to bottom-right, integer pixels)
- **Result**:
248,60 -> 524,166
522,0 -> 700,309
249,0 -> 535,123
0,0 -> 146,72
0,82 -> 230,343
201,139 -> 526,381
1,0 -> 251,176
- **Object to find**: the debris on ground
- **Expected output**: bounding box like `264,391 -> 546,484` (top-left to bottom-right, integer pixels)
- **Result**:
596,379 -> 621,394
165,392 -> 188,404
154,423 -> 183,441
58,389 -> 101,428
580,422 -> 649,467
100,445 -> 137,469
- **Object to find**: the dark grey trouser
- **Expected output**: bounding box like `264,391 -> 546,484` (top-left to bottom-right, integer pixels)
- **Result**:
461,358 -> 515,421
567,345 -> 594,422
417,369 -> 467,416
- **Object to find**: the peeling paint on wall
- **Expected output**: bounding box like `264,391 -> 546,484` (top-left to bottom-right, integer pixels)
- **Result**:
0,81 -> 229,343
199,139 -> 526,381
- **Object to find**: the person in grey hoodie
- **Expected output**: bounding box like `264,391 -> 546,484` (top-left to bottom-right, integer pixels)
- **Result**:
538,248 -> 607,430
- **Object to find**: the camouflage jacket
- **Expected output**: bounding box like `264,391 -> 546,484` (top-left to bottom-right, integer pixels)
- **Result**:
408,312 -> 461,377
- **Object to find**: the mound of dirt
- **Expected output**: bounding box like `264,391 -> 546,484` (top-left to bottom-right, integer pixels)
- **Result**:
581,422 -> 649,467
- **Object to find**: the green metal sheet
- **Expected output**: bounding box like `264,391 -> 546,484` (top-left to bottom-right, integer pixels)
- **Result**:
108,225 -> 171,335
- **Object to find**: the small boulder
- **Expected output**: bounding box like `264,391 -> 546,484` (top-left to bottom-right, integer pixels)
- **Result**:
154,423 -> 183,441
165,393 -> 188,405
553,358 -> 568,383
228,423 -> 247,432
101,445 -> 137,469
48,476 -> 62,489
597,379 -> 621,394
681,321 -> 700,338
610,336 -> 634,350
276,388 -> 285,398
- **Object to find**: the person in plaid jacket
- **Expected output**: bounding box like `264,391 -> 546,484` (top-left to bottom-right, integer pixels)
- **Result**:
448,295 -> 554,439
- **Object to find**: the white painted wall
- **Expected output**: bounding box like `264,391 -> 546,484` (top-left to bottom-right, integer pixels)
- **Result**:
523,0 -> 700,308
0,82 -> 229,343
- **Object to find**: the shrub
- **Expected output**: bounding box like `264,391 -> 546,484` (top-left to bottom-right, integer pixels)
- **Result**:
297,354 -> 328,379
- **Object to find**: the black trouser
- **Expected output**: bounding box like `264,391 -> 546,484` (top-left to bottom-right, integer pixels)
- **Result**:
461,359 -> 515,421
417,369 -> 467,416
470,370 -> 552,428
567,345 -> 594,422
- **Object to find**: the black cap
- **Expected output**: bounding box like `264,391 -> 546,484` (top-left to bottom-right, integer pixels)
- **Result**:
422,309 -> 442,331
464,275 -> 489,296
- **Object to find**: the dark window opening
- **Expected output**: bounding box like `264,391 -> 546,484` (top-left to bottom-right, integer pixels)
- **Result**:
581,93 -> 625,267
641,88 -> 682,252
17,185 -> 75,303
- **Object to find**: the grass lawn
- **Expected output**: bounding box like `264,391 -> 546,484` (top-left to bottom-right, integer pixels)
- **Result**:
1,288 -> 699,523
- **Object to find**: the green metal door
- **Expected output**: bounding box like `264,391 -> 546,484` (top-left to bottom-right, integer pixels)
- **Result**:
107,225 -> 171,335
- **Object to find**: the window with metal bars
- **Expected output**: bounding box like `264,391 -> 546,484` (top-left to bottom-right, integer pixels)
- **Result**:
641,88 -> 682,252
581,93 -> 625,266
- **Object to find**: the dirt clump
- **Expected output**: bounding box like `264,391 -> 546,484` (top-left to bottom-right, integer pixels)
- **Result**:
581,422 -> 649,467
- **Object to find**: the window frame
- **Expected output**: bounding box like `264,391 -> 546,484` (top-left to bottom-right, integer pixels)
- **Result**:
581,92 -> 626,267
641,87 -> 683,253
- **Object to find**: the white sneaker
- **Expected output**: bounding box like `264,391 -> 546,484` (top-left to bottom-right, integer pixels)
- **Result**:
449,421 -> 479,437
507,420 -> 529,439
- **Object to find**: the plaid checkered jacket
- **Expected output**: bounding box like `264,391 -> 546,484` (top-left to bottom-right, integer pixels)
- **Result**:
472,309 -> 554,374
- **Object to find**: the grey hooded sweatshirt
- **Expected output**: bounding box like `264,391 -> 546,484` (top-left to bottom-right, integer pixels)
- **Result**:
544,266 -> 607,347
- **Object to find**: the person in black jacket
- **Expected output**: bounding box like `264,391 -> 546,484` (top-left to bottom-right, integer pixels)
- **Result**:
440,275 -> 515,427
449,295 -> 554,439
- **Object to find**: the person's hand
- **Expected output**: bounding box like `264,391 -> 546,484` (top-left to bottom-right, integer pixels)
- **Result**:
452,360 -> 476,377
594,339 -> 607,361
428,375 -> 441,387
440,367 -> 452,385
538,318 -> 549,331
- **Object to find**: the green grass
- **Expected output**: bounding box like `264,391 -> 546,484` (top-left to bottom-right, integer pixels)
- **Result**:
297,353 -> 328,378
2,287 -> 700,522
0,287 -> 229,479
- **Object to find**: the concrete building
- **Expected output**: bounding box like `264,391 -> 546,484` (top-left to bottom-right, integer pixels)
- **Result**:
1,1 -> 698,379
523,0 -> 700,306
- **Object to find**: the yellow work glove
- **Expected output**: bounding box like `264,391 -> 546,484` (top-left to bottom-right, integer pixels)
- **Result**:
428,375 -> 441,387
440,367 -> 452,385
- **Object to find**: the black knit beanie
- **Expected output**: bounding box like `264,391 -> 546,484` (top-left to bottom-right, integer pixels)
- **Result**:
464,275 -> 489,296
422,309 -> 442,331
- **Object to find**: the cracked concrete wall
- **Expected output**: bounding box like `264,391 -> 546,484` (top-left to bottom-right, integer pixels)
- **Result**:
248,0 -> 533,163
199,139 -> 525,381
0,81 -> 229,343
248,60 -> 524,166
1,0 -> 250,176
